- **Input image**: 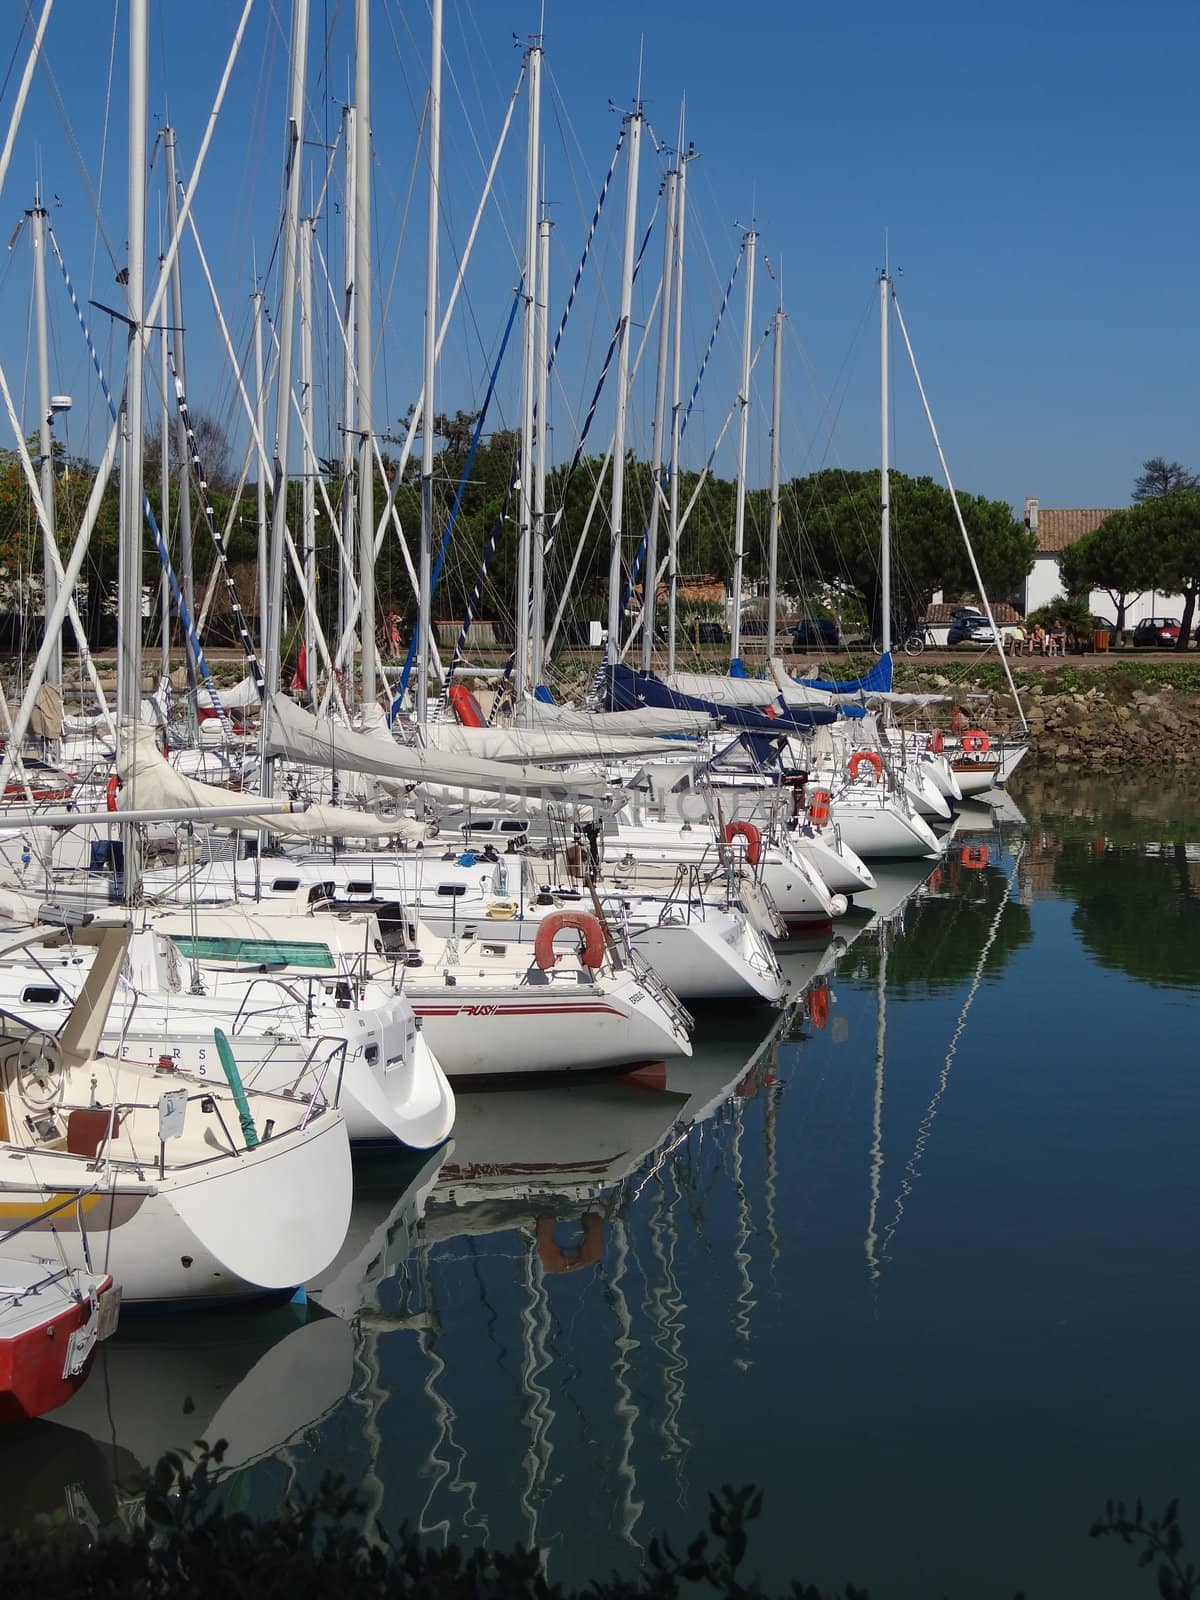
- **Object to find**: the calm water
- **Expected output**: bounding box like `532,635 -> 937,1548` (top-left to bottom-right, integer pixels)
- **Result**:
5,769 -> 1199,1597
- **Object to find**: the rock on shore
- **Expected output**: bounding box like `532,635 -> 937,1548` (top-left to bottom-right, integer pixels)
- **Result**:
994,684 -> 1200,767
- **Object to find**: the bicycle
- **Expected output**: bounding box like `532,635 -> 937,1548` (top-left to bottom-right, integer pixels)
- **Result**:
871,626 -> 932,656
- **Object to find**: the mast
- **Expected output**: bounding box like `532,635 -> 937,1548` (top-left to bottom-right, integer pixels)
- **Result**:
605,102 -> 643,667
729,227 -> 756,665
879,266 -> 891,656
355,0 -> 375,710
640,161 -> 677,672
263,0 -> 309,770
665,132 -> 689,676
117,0 -> 149,898
29,191 -> 60,688
766,304 -> 783,659
339,101 -> 357,703
415,0 -> 442,723
252,285 -> 268,657
514,37 -> 542,702
529,207 -> 551,689
163,126 -> 198,691
159,318 -> 171,677
299,213 -> 316,698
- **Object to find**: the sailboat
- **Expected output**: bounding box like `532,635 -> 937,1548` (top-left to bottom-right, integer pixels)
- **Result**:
0,1198 -> 118,1423
0,920 -> 353,1305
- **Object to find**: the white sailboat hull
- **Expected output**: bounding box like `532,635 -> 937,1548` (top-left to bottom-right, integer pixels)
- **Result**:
0,1108 -> 353,1307
406,968 -> 692,1080
828,795 -> 943,860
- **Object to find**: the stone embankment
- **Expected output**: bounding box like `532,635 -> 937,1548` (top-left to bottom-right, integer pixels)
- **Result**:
986,684 -> 1200,768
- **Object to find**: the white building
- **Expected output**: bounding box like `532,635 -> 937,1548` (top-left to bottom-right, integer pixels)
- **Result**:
1019,496 -> 1189,633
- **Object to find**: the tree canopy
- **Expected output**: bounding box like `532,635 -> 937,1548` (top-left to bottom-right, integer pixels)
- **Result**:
1060,489 -> 1200,649
1057,509 -> 1147,633
0,418 -> 1035,658
1132,455 -> 1199,502
786,468 -> 1035,633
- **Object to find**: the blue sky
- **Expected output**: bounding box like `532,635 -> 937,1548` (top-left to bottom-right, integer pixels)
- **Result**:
2,0 -> 1197,515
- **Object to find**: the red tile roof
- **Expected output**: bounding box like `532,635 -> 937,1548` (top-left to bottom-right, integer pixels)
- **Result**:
1032,508 -> 1120,553
923,601 -> 1022,625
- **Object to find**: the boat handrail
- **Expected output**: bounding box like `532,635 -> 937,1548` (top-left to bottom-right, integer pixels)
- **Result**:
624,945 -> 695,1035
0,1263 -> 80,1305
18,1089 -> 332,1177
230,976 -> 315,1037
287,1035 -> 348,1124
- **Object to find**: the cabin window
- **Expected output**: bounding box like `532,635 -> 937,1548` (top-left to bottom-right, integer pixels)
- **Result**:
346,881 -> 372,896
170,936 -> 336,970
501,820 -> 526,833
271,878 -> 301,892
21,985 -> 62,1005
437,883 -> 467,897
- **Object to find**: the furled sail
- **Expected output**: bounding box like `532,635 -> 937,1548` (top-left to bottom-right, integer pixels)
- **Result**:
115,722 -> 426,840
264,695 -> 624,807
667,668 -> 835,710
520,703 -> 717,736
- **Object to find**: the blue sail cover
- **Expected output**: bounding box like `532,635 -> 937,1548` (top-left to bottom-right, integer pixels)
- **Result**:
603,664 -> 836,731
798,650 -> 894,695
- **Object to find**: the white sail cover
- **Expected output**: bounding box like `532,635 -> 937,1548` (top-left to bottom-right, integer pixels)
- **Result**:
519,702 -> 716,736
264,695 -> 623,806
115,723 -> 426,840
204,675 -> 263,710
422,720 -> 694,763
669,668 -> 835,709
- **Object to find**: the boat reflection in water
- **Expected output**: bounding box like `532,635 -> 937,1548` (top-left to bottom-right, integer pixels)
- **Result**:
0,873 -> 944,1571
0,1299 -> 356,1536
316,1000 -> 808,1565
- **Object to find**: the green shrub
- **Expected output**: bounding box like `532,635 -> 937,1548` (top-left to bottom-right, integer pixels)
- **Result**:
0,1446 -> 1190,1600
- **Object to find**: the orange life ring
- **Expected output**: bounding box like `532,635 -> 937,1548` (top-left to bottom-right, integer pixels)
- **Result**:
447,683 -> 486,727
960,845 -> 989,869
960,730 -> 990,754
536,1214 -> 605,1275
806,787 -> 832,826
848,749 -> 884,782
929,730 -> 944,754
927,867 -> 943,892
533,910 -> 606,971
722,819 -> 762,866
762,703 -> 777,720
106,774 -> 122,812
808,983 -> 830,1029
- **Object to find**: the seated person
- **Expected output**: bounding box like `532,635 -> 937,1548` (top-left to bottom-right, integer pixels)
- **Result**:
1005,625 -> 1026,655
1047,617 -> 1068,656
1028,622 -> 1047,654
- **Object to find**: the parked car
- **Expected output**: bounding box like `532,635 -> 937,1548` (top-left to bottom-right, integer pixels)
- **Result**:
947,614 -> 999,646
1091,615 -> 1118,646
791,617 -> 843,650
1132,617 -> 1181,647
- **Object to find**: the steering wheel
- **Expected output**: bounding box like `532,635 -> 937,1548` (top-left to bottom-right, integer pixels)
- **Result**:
13,1030 -> 66,1110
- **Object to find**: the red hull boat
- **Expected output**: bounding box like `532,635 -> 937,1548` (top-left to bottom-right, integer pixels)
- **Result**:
0,1262 -> 119,1424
